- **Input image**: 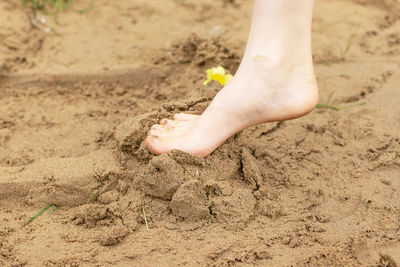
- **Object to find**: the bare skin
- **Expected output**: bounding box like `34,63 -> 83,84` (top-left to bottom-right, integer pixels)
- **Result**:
146,0 -> 318,156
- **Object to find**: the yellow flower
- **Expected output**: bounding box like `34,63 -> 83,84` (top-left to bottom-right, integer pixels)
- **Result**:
203,66 -> 233,86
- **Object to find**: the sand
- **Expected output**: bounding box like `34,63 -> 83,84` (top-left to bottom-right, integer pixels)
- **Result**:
1,0 -> 400,265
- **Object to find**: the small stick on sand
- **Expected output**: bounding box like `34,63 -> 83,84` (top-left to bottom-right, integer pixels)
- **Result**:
142,206 -> 149,231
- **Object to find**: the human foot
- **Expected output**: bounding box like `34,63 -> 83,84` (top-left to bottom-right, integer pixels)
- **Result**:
146,0 -> 317,156
146,59 -> 319,156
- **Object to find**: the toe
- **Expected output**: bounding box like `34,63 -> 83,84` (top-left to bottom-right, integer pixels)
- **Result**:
150,124 -> 168,132
173,113 -> 199,121
148,129 -> 159,136
164,120 -> 177,130
145,135 -> 172,155
160,118 -> 176,127
150,124 -> 161,130
160,118 -> 169,125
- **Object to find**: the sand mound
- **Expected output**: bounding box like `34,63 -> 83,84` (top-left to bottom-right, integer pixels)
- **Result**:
160,33 -> 241,72
0,149 -> 120,207
114,112 -> 258,228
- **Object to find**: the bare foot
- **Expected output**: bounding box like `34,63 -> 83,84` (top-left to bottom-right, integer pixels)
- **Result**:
146,59 -> 318,156
146,0 -> 318,156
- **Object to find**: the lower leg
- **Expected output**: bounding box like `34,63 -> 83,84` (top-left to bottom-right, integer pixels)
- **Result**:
146,0 -> 318,156
244,0 -> 315,64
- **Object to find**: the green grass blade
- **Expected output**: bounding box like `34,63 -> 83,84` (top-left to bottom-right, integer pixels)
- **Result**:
22,0 -> 75,21
323,60 -> 332,67
29,204 -> 54,223
87,189 -> 98,204
341,102 -> 367,109
316,103 -> 340,111
344,34 -> 356,56
64,0 -> 72,10
49,206 -> 60,215
76,1 -> 94,14
316,101 -> 366,112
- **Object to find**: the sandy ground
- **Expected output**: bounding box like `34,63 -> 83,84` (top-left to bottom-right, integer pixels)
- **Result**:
1,0 -> 400,265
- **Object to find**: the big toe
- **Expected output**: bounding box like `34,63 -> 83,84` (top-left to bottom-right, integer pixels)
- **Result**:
145,135 -> 172,155
146,114 -> 200,154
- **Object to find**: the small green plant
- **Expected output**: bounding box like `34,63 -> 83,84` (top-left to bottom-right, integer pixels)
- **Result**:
323,60 -> 332,67
316,103 -> 340,111
22,0 -> 75,23
22,0 -> 94,18
87,189 -> 98,204
49,205 -> 60,214
22,0 -> 72,10
29,204 -> 53,223
76,1 -> 94,14
25,204 -> 59,225
339,33 -> 356,60
316,91 -> 366,111
316,92 -> 339,111
87,182 -> 104,204
316,102 -> 367,111
22,0 -> 72,14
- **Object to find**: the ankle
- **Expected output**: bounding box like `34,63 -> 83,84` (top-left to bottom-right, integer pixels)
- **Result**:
242,44 -> 313,67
